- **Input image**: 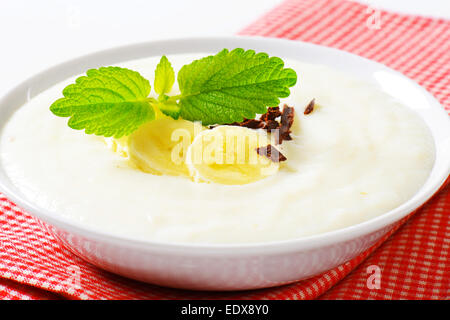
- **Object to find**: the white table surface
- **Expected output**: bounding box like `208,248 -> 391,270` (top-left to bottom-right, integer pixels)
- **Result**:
0,0 -> 449,96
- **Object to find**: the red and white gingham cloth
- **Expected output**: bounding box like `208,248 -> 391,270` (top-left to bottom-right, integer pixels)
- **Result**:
0,0 -> 449,299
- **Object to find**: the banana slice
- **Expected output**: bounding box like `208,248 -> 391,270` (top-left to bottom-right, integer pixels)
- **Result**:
128,115 -> 204,176
186,126 -> 279,185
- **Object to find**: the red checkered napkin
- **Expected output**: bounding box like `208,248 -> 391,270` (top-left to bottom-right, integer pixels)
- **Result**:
1,0 -> 449,299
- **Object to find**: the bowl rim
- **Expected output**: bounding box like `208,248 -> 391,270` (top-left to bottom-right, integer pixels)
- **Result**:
0,35 -> 449,256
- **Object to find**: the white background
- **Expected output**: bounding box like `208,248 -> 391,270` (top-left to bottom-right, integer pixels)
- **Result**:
0,0 -> 449,96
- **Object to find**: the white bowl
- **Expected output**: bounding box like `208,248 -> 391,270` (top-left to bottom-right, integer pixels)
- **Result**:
0,36 -> 449,291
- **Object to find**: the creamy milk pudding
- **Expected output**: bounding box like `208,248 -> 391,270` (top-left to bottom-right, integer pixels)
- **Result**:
0,53 -> 435,244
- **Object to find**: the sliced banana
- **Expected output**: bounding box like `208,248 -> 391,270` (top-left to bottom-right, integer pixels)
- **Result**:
186,126 -> 280,185
128,115 -> 204,176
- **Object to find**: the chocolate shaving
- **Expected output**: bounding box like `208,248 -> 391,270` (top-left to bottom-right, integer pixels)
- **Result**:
304,99 -> 315,115
223,105 -> 294,139
264,119 -> 280,130
239,118 -> 266,129
224,118 -> 265,129
211,118 -> 264,130
256,144 -> 287,163
260,106 -> 281,122
211,104 -> 297,162
279,105 -> 295,142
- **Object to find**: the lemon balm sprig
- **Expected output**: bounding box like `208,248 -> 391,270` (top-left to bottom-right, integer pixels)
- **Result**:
50,48 -> 298,138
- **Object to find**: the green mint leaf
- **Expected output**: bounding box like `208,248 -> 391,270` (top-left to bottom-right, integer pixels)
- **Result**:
177,48 -> 297,125
154,55 -> 175,96
158,99 -> 181,119
50,67 -> 154,138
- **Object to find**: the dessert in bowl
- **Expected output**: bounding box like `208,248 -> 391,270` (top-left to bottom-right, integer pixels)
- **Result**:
0,37 -> 448,290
